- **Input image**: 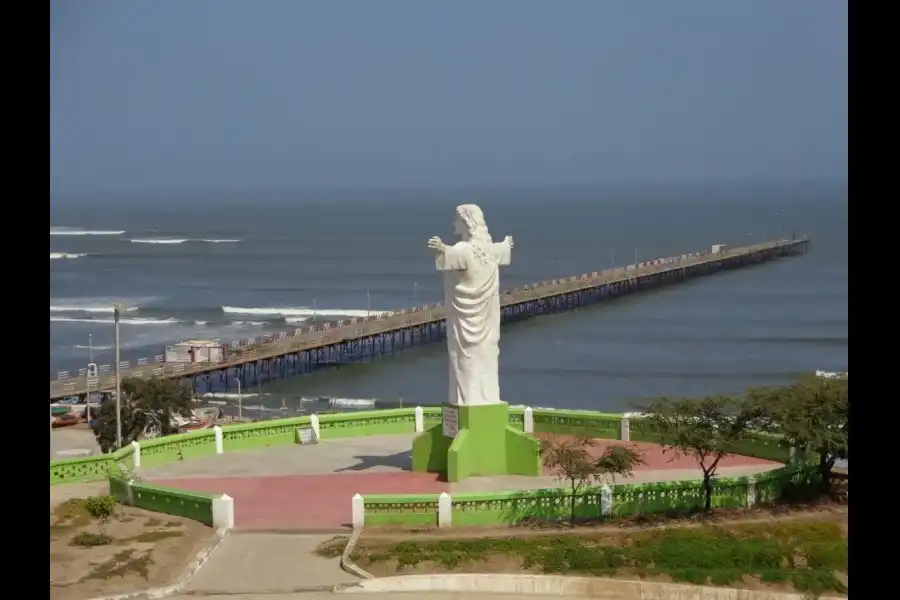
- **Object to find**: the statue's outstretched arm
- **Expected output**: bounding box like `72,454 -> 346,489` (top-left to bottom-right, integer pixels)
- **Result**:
431,238 -> 468,271
494,236 -> 514,266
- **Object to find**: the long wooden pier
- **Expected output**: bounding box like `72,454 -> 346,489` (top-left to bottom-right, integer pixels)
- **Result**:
49,238 -> 809,400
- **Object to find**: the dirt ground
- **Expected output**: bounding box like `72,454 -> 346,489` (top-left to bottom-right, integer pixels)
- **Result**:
324,502 -> 848,597
50,499 -> 217,600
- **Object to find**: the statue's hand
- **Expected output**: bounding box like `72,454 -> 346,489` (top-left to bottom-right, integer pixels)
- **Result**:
427,236 -> 445,252
504,235 -> 515,249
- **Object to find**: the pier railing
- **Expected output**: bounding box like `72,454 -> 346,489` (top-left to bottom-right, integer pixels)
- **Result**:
50,406 -> 815,528
51,238 -> 807,397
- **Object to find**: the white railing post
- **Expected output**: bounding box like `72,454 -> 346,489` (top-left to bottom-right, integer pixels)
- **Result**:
438,492 -> 452,528
214,425 -> 224,454
746,476 -> 757,507
310,414 -> 321,441
524,406 -> 534,433
130,440 -> 141,468
212,494 -> 235,529
620,416 -> 631,442
414,406 -> 424,433
600,484 -> 613,517
351,493 -> 365,530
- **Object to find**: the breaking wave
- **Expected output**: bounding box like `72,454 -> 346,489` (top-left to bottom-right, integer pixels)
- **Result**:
129,238 -> 242,244
50,228 -> 125,236
50,253 -> 90,260
222,306 -> 382,319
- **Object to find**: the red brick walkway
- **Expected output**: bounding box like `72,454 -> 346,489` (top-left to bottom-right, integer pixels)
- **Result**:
153,439 -> 779,530
537,437 -> 779,472
153,471 -> 448,530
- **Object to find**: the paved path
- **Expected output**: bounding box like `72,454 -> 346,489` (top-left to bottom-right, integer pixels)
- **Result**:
181,533 -> 358,594
50,425 -> 100,461
142,435 -> 780,530
172,594 -> 571,599
171,594 -> 568,599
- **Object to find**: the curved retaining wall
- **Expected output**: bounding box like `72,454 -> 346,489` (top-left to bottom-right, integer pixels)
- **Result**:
50,408 -> 812,527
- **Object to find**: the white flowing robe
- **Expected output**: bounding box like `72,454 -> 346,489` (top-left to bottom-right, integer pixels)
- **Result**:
436,239 -> 512,406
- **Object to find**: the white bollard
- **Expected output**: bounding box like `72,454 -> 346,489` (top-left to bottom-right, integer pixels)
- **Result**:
310,414 -> 321,442
414,406 -> 424,433
130,440 -> 141,468
524,406 -> 534,433
351,493 -> 365,530
620,416 -> 631,442
600,484 -> 613,516
438,492 -> 452,528
746,476 -> 758,507
214,425 -> 224,454
212,494 -> 235,529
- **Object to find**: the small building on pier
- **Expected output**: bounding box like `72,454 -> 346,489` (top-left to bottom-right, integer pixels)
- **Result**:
165,339 -> 227,364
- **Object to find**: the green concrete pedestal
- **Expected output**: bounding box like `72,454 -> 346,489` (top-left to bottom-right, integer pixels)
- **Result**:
411,401 -> 541,483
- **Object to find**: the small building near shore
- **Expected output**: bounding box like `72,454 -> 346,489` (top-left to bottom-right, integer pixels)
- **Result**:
165,339 -> 227,363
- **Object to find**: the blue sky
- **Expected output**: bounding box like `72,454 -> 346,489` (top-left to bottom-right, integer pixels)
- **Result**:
50,0 -> 847,197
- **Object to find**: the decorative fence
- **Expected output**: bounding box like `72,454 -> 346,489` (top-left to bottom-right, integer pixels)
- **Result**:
49,406 -> 805,529
357,463 -> 817,528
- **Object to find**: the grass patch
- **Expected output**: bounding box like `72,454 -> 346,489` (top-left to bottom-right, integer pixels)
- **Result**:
71,532 -> 113,547
83,549 -> 153,581
129,530 -> 184,543
52,498 -> 92,529
355,521 -> 847,596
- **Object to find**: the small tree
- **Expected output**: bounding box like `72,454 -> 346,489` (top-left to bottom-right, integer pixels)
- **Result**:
747,374 -> 848,494
540,436 -> 644,524
84,495 -> 117,536
641,395 -> 755,512
92,377 -> 194,453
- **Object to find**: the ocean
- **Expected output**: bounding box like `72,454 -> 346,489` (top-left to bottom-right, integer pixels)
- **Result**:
49,183 -> 847,414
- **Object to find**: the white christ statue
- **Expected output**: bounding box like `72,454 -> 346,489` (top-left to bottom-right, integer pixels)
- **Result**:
427,204 -> 514,407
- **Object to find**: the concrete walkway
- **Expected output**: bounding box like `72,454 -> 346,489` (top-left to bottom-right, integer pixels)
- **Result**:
171,594 -> 565,599
50,425 -> 100,460
182,533 -> 359,594
171,594 -> 569,599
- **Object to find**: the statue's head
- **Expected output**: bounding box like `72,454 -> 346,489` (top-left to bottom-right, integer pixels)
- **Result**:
454,204 -> 487,240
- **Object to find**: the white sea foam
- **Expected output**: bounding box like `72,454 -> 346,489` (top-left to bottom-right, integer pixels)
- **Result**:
50,253 -> 90,260
222,306 -> 381,318
50,228 -> 125,236
228,320 -> 270,327
50,304 -> 139,313
201,392 -> 271,400
50,316 -> 177,325
129,238 -> 242,244
130,238 -> 189,244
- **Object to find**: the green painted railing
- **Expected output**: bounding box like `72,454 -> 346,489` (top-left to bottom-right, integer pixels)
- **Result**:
49,407 -> 444,485
48,406 -> 792,484
108,472 -> 217,526
363,456 -> 817,527
49,406 -> 806,528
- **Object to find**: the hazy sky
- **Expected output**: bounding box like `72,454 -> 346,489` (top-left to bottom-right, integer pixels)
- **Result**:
50,0 -> 847,197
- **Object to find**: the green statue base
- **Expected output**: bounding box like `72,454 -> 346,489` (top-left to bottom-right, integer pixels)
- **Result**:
411,401 -> 541,483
